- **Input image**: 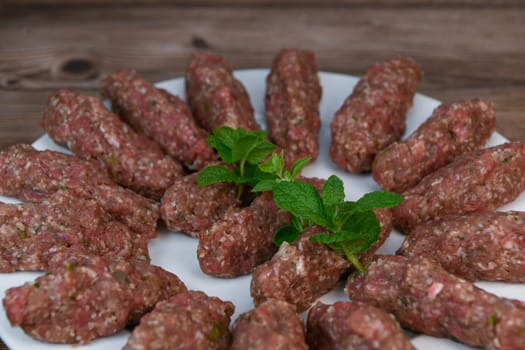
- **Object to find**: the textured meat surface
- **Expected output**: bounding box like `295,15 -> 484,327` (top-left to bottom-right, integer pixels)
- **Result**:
265,48 -> 322,167
186,52 -> 259,131
231,299 -> 307,350
306,301 -> 415,350
250,225 -> 350,313
392,142 -> 525,233
85,184 -> 159,238
197,191 -> 291,277
345,255 -> 525,350
373,99 -> 496,193
41,88 -> 183,199
123,291 -> 234,350
101,69 -> 217,170
0,144 -> 160,238
3,255 -> 187,344
0,144 -> 110,201
250,208 -> 392,312
398,211 -> 525,282
0,188 -> 149,272
330,57 -> 422,173
102,257 -> 187,324
160,171 -> 240,237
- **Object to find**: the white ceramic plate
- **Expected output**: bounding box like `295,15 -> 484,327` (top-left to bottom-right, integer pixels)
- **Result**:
0,69 -> 524,350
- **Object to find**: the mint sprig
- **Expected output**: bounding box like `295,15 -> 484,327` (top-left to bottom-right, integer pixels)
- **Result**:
197,127 -> 277,193
272,175 -> 403,272
206,127 -> 272,165
197,127 -> 404,272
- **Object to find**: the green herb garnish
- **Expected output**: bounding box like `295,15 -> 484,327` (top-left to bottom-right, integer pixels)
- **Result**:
207,321 -> 225,343
197,126 -> 277,197
64,261 -> 74,271
113,270 -> 130,284
273,175 -> 403,272
197,127 -> 404,271
17,229 -> 27,240
489,313 -> 498,328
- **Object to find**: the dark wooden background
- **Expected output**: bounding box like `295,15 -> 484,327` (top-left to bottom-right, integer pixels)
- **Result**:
0,0 -> 524,348
1,1 -> 524,151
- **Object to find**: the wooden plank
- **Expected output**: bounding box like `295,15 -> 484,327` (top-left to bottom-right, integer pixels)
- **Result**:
2,1 -> 525,7
0,5 -> 524,149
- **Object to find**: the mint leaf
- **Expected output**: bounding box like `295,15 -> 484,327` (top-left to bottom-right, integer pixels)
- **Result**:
325,242 -> 344,256
273,225 -> 301,246
288,157 -> 311,180
341,210 -> 380,238
232,134 -> 276,165
322,175 -> 345,208
243,163 -> 276,185
207,127 -> 275,168
233,126 -> 249,139
205,127 -> 277,198
273,181 -> 329,227
206,126 -> 237,163
356,191 -> 404,211
310,230 -> 376,252
211,126 -> 238,147
252,179 -> 279,192
259,152 -> 285,177
325,201 -> 357,232
247,129 -> 270,139
341,236 -> 377,254
291,215 -> 305,232
309,209 -> 381,272
332,201 -> 357,221
197,166 -> 242,187
208,139 -> 233,163
309,231 -> 346,244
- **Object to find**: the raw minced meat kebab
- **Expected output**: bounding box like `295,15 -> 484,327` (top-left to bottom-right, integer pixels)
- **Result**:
0,48 -> 524,349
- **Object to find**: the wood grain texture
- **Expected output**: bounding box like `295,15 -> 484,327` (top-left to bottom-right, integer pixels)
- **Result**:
0,3 -> 524,349
1,4 -> 523,151
3,1 -> 525,6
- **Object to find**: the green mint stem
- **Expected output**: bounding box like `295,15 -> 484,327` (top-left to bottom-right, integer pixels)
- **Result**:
239,159 -> 246,177
236,159 -> 246,199
236,184 -> 244,200
341,243 -> 365,272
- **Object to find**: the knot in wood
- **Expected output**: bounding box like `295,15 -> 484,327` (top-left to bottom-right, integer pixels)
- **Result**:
191,36 -> 211,50
52,55 -> 98,81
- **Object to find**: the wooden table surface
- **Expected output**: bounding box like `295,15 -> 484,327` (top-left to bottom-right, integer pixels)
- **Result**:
0,1 -> 524,348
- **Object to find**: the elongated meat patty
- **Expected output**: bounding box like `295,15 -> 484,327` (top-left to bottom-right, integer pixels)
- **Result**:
231,299 -> 307,350
160,170 -> 240,237
393,141 -> 525,232
0,188 -> 148,272
185,52 -> 259,131
3,254 -> 187,344
123,291 -> 234,350
397,210 -> 525,282
0,144 -> 159,238
101,69 -> 217,170
251,208 -> 391,313
250,225 -> 349,313
373,98 -> 495,193
345,255 -> 525,350
0,144 -> 110,201
41,89 -> 183,199
197,191 -> 291,277
306,301 -> 415,350
330,57 -> 422,173
266,48 -> 322,167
